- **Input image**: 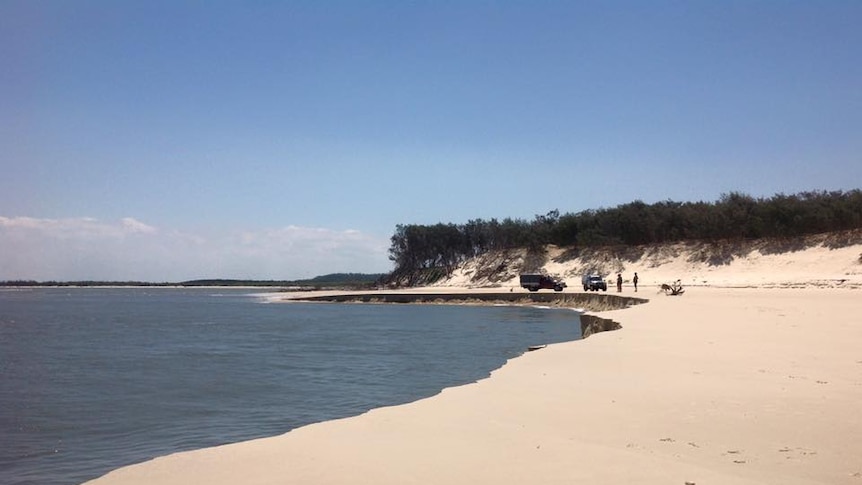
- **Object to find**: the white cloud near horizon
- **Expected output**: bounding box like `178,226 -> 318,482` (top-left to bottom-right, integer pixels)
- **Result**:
0,216 -> 391,281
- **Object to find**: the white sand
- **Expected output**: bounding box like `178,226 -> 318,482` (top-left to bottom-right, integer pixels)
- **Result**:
438,239 -> 862,290
88,244 -> 862,485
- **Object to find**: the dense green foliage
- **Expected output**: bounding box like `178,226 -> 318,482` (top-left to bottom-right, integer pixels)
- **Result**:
388,190 -> 862,276
303,273 -> 385,284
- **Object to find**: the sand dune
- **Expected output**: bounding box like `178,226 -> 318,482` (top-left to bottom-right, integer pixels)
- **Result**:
88,243 -> 862,485
437,236 -> 862,290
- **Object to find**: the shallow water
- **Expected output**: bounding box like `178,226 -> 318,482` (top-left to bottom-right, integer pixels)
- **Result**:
0,288 -> 582,485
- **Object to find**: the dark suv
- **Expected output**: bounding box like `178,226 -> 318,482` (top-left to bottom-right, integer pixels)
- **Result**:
520,274 -> 566,292
582,275 -> 607,291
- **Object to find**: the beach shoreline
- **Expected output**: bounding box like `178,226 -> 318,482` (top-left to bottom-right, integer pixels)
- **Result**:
87,285 -> 861,485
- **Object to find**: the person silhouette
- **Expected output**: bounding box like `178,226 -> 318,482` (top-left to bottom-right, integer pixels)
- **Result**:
616,273 -> 622,292
633,272 -> 639,292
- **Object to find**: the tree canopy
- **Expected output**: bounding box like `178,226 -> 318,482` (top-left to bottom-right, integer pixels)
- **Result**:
388,190 -> 862,277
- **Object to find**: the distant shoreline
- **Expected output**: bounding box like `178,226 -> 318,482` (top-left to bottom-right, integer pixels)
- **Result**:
0,285 -> 284,289
0,273 -> 386,289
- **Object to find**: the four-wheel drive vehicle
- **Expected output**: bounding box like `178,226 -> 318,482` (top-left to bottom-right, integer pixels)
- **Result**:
520,274 -> 566,292
582,274 -> 608,291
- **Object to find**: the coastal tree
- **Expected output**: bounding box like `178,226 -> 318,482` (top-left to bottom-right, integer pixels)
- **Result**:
386,190 -> 862,278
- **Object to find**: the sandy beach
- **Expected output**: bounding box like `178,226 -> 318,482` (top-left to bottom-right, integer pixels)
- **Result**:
88,242 -> 862,485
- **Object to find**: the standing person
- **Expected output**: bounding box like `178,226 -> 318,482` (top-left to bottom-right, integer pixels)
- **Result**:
633,272 -> 639,292
616,273 -> 623,292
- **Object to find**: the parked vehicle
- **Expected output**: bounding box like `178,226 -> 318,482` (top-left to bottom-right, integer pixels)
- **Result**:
581,274 -> 608,291
520,274 -> 566,292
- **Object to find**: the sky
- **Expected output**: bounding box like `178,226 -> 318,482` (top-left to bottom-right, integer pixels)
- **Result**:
2,1 -> 861,281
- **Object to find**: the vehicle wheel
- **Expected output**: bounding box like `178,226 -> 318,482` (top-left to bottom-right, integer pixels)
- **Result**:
528,287 -> 538,292
583,285 -> 588,291
554,286 -> 563,292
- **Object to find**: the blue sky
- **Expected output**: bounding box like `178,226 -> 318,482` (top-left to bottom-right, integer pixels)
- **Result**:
2,1 -> 860,281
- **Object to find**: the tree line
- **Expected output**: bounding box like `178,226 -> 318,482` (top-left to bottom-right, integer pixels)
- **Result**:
388,190 -> 862,277
0,274 -> 386,288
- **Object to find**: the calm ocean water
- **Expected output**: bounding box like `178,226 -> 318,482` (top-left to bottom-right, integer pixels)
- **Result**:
0,288 -> 582,485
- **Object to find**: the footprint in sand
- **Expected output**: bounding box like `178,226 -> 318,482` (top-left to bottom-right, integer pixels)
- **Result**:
778,447 -> 818,459
723,449 -> 747,463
